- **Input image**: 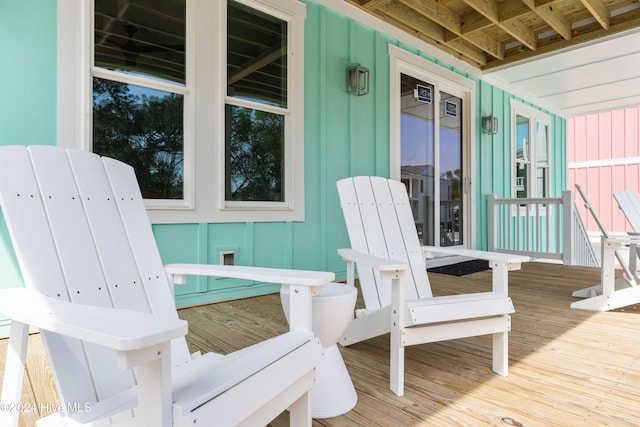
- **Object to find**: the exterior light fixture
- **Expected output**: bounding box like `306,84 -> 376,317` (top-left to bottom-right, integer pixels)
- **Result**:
482,115 -> 498,135
347,63 -> 369,96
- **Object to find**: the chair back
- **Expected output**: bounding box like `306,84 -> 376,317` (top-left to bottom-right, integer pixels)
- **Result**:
614,190 -> 640,232
0,146 -> 189,411
337,176 -> 432,311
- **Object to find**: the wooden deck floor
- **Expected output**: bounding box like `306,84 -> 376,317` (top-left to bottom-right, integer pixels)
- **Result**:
2,262 -> 640,426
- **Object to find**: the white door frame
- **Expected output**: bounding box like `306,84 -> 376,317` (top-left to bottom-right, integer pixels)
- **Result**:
389,44 -> 477,250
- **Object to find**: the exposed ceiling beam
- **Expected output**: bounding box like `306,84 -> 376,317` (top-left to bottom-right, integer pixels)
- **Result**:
462,0 -> 537,50
344,0 -> 640,71
522,0 -> 573,40
580,0 -> 610,29
379,9 -> 487,66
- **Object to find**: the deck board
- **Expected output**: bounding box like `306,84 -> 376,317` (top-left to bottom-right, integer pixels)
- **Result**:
2,262 -> 640,426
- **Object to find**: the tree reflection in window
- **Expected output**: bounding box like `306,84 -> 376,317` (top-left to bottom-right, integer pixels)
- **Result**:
226,105 -> 284,201
92,78 -> 184,199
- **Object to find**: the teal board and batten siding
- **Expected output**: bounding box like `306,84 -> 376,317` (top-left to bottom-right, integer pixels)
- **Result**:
0,0 -> 566,336
0,0 -> 58,336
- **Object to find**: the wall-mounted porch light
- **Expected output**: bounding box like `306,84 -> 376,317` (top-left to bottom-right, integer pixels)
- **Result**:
482,115 -> 498,135
347,63 -> 370,96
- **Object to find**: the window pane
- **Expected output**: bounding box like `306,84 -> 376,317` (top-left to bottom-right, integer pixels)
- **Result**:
536,167 -> 548,198
515,114 -> 529,161
400,74 -> 435,245
536,122 -> 549,163
516,163 -> 528,198
93,77 -> 184,199
227,0 -> 287,108
94,0 -> 186,84
440,92 -> 463,247
225,105 -> 284,201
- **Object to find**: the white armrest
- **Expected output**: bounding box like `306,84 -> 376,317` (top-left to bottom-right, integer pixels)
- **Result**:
165,264 -> 333,334
0,288 -> 187,352
338,248 -> 408,271
422,246 -> 530,266
165,264 -> 334,287
603,235 -> 640,246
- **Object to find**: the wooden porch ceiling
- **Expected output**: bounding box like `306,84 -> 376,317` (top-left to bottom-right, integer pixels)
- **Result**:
345,0 -> 640,70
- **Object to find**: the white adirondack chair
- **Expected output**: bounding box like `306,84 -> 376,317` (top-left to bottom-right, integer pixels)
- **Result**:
571,185 -> 640,311
0,145 -> 334,427
615,190 -> 640,232
614,190 -> 640,273
336,176 -> 529,396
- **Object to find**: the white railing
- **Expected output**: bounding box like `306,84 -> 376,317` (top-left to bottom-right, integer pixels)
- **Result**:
487,191 -> 599,267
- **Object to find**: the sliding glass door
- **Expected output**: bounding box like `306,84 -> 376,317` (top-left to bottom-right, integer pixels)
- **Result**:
399,73 -> 465,247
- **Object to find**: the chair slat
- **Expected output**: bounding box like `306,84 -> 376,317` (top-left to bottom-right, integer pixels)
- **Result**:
337,177 -> 383,310
101,155 -> 191,364
387,178 -> 432,298
101,156 -> 178,318
0,146 -> 69,299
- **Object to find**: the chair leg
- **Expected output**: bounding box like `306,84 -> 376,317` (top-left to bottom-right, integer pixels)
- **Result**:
389,274 -> 406,397
492,330 -> 509,377
0,321 -> 29,427
288,390 -> 312,427
134,342 -> 172,427
390,328 -> 405,397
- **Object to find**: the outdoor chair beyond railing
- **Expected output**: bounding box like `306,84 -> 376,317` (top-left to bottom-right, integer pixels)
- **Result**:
336,176 -> 529,397
571,184 -> 640,311
0,146 -> 334,427
614,190 -> 640,272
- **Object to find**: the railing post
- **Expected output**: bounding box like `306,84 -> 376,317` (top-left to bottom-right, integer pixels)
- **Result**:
562,190 -> 574,265
487,194 -> 496,252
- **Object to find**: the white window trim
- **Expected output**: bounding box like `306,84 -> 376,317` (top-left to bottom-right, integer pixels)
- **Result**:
58,0 -> 306,224
389,45 -> 477,249
510,99 -> 552,200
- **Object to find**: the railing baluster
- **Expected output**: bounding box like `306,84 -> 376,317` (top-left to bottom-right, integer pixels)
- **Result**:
486,192 -> 597,265
536,203 -> 540,253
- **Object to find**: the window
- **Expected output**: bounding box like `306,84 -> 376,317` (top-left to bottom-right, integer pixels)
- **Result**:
58,0 -> 306,223
225,1 -> 287,203
511,100 -> 551,199
93,1 -> 187,203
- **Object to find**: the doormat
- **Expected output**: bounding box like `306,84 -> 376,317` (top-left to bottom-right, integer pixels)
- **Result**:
428,259 -> 490,276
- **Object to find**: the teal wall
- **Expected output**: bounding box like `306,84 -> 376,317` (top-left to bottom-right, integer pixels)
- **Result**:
0,1 -> 57,145
0,1 -> 566,332
0,1 -> 58,335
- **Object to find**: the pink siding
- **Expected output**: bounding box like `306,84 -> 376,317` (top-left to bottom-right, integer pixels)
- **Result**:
627,108 -> 639,157
611,110 -> 626,158
568,106 -> 640,234
586,116 -> 599,161
598,112 -> 611,160
567,117 -> 575,163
